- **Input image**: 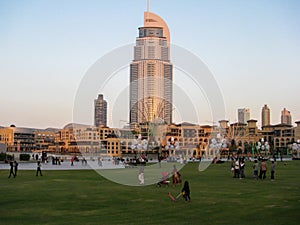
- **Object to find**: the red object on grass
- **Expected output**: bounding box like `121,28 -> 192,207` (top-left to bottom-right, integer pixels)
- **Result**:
168,192 -> 176,202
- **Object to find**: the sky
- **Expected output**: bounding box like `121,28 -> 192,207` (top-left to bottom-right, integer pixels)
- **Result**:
0,0 -> 299,129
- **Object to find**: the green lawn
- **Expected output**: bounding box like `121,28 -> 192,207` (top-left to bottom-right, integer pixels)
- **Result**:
0,161 -> 299,225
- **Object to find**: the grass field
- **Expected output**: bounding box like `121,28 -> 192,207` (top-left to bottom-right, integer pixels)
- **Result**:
0,161 -> 299,225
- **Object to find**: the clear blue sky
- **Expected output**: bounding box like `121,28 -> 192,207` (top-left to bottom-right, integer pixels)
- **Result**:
0,0 -> 299,129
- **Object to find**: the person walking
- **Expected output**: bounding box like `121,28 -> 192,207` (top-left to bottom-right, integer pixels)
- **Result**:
13,161 -> 18,178
8,161 -> 14,178
36,161 -> 43,176
181,181 -> 191,202
271,159 -> 276,181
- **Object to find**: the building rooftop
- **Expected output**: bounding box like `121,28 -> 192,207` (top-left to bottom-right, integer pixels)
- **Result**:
272,123 -> 293,128
63,123 -> 92,129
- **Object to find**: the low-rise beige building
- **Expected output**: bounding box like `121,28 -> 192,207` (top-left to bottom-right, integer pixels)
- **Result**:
2,119 -> 299,159
0,126 -> 57,152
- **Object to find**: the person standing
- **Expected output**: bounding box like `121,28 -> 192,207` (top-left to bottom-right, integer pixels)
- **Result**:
172,164 -> 178,177
271,159 -> 276,181
179,154 -> 184,164
98,156 -> 102,167
260,160 -> 267,179
138,165 -> 144,185
8,161 -> 14,178
230,158 -> 235,177
253,159 -> 258,179
13,161 -> 18,178
240,158 -> 245,179
36,161 -> 43,176
234,159 -> 240,178
181,181 -> 191,202
71,156 -> 74,166
172,164 -> 181,186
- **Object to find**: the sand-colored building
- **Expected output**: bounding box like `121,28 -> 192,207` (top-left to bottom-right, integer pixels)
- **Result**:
0,125 -> 57,152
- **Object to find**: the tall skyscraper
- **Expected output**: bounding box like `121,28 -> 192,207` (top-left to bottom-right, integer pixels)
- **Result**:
94,94 -> 107,127
281,108 -> 292,125
261,104 -> 271,127
238,108 -> 250,124
129,11 -> 173,125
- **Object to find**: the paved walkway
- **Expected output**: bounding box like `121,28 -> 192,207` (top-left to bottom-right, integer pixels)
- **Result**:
1,158 -> 290,171
0,160 -> 125,170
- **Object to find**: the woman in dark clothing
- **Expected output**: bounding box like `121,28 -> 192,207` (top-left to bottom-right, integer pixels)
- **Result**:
8,161 -> 14,178
181,181 -> 191,201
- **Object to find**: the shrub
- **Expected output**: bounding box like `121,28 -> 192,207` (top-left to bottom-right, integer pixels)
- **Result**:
20,153 -> 31,161
0,153 -> 14,161
0,152 -> 6,161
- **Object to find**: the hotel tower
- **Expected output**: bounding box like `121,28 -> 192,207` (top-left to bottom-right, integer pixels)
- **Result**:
129,11 -> 173,125
261,104 -> 270,127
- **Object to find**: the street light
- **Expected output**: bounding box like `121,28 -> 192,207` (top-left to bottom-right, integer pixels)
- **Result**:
131,134 -> 148,159
256,138 -> 270,157
165,137 -> 180,161
209,134 -> 227,159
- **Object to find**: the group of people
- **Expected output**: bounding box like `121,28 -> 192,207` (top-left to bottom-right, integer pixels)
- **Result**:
231,156 -> 246,179
230,155 -> 277,180
7,160 -> 43,177
253,157 -> 276,180
156,165 -> 191,202
51,156 -> 63,165
8,161 -> 18,178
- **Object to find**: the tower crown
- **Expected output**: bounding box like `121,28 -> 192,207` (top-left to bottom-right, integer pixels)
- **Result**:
144,12 -> 170,43
138,27 -> 164,38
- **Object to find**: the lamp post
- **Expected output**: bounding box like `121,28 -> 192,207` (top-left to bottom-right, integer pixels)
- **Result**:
256,138 -> 270,157
165,137 -> 180,161
209,133 -> 227,160
131,134 -> 148,160
292,139 -> 300,159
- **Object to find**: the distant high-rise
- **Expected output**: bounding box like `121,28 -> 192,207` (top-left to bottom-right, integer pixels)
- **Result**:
261,104 -> 271,127
129,11 -> 173,125
281,108 -> 292,125
94,94 -> 107,127
238,108 -> 250,124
